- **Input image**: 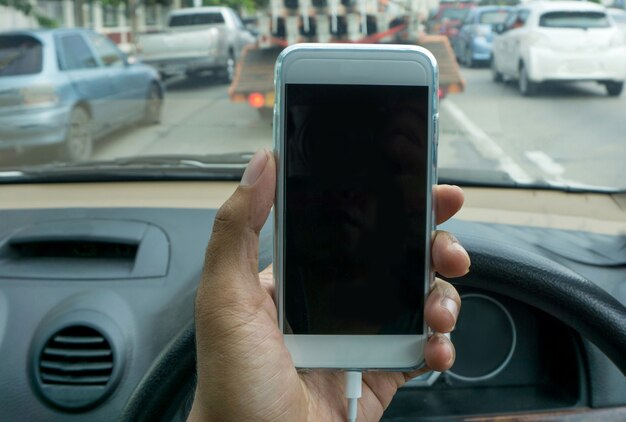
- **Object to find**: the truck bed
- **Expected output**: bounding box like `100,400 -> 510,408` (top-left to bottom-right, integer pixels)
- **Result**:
230,37 -> 464,106
229,46 -> 279,102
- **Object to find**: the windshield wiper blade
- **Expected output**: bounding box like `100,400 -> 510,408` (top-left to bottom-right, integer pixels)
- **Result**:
0,153 -> 256,183
19,152 -> 255,172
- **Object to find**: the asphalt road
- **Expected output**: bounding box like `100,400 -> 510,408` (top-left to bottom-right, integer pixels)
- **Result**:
12,66 -> 624,190
439,67 -> 626,189
93,77 -> 272,159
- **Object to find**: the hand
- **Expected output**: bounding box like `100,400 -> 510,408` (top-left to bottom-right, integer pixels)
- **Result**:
188,150 -> 471,422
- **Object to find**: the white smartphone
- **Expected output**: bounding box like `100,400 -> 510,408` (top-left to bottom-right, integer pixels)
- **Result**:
273,43 -> 438,370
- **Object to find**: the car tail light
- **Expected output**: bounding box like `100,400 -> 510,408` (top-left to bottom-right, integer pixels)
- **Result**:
248,92 -> 265,108
21,84 -> 58,106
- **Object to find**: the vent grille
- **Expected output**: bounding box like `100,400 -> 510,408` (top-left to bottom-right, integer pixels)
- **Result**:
39,326 -> 113,387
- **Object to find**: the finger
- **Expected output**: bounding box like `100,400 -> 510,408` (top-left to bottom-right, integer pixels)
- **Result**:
201,149 -> 275,292
424,278 -> 461,333
424,333 -> 456,372
435,185 -> 464,225
432,230 -> 471,277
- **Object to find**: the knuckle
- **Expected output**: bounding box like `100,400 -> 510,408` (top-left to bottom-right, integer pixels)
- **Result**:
432,278 -> 461,301
213,199 -> 239,235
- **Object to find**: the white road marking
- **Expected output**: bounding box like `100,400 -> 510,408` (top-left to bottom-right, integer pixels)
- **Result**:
441,100 -> 533,184
524,150 -> 564,177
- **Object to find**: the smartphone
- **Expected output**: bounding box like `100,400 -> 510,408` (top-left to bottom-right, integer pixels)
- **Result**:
274,44 -> 438,370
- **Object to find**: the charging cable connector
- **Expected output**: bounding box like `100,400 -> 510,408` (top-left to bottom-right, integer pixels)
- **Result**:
345,371 -> 362,422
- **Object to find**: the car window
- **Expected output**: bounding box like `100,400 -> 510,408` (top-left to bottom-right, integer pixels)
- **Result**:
0,35 -> 43,77
441,8 -> 470,21
479,10 -> 509,25
87,32 -> 124,68
504,9 -> 529,30
169,12 -> 225,27
503,11 -> 518,29
58,33 -> 98,70
539,11 -> 611,29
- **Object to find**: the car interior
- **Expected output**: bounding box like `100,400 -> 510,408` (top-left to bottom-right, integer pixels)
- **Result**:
1,174 -> 625,421
2,0 -> 626,421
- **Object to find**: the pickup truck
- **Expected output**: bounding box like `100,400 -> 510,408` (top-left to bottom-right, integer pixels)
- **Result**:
137,7 -> 256,81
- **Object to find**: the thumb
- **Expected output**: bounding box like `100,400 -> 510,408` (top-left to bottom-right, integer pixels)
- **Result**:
203,149 -> 276,286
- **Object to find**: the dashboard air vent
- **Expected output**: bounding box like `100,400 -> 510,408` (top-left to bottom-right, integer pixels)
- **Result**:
36,325 -> 115,410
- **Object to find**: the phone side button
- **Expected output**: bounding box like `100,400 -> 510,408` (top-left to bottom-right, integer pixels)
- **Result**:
432,114 -> 439,169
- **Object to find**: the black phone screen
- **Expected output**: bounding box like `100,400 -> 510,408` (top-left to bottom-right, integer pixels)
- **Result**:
284,83 -> 429,335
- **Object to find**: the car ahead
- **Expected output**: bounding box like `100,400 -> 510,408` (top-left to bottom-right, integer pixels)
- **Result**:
0,29 -> 163,162
427,0 -> 475,36
454,6 -> 511,67
491,1 -> 626,97
136,7 -> 256,81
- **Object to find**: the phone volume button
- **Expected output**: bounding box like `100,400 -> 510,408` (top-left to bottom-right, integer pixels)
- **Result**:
432,114 -> 439,181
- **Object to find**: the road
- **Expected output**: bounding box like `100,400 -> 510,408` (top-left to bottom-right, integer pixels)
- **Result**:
87,67 -> 626,189
438,67 -> 626,188
93,77 -> 272,159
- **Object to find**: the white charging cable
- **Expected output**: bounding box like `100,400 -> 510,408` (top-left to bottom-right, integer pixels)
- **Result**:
345,371 -> 362,422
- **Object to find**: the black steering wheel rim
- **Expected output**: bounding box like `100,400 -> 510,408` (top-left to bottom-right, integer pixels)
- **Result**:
119,234 -> 626,421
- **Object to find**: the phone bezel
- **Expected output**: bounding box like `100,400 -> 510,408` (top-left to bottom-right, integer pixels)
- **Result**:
273,43 -> 438,370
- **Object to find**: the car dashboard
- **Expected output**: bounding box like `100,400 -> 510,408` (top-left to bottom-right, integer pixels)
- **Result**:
0,182 -> 625,421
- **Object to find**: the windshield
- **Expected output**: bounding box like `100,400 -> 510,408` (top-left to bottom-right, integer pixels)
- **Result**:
441,8 -> 470,21
479,11 -> 509,25
539,11 -> 611,29
0,2 -> 625,192
168,12 -> 225,27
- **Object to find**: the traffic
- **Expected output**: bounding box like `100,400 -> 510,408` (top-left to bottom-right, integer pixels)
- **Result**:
1,2 -> 626,422
1,0 -> 625,187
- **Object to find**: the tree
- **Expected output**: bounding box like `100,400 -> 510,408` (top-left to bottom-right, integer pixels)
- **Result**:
0,0 -> 59,27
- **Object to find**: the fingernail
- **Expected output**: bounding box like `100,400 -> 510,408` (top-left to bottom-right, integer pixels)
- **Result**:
440,297 -> 459,319
241,150 -> 268,186
450,242 -> 471,269
447,342 -> 456,367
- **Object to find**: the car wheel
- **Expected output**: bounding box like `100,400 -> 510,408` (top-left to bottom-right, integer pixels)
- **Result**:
518,63 -> 538,96
143,83 -> 162,125
491,58 -> 503,83
605,81 -> 623,97
59,107 -> 92,162
221,53 -> 236,84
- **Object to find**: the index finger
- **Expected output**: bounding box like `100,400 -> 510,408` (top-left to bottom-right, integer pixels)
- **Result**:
435,185 -> 464,225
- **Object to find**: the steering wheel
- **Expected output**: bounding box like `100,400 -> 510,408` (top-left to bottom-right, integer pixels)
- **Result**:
119,235 -> 626,421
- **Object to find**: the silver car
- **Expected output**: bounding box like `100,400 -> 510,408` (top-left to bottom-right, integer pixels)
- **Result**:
0,29 -> 164,161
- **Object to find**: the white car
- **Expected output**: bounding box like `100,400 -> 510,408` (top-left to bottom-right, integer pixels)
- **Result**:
491,1 -> 626,97
608,8 -> 626,41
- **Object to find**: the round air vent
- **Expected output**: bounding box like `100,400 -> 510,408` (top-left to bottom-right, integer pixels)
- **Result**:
35,325 -> 116,410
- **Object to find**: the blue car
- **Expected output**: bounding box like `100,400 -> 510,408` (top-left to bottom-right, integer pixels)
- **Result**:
453,6 -> 511,67
0,28 -> 164,162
